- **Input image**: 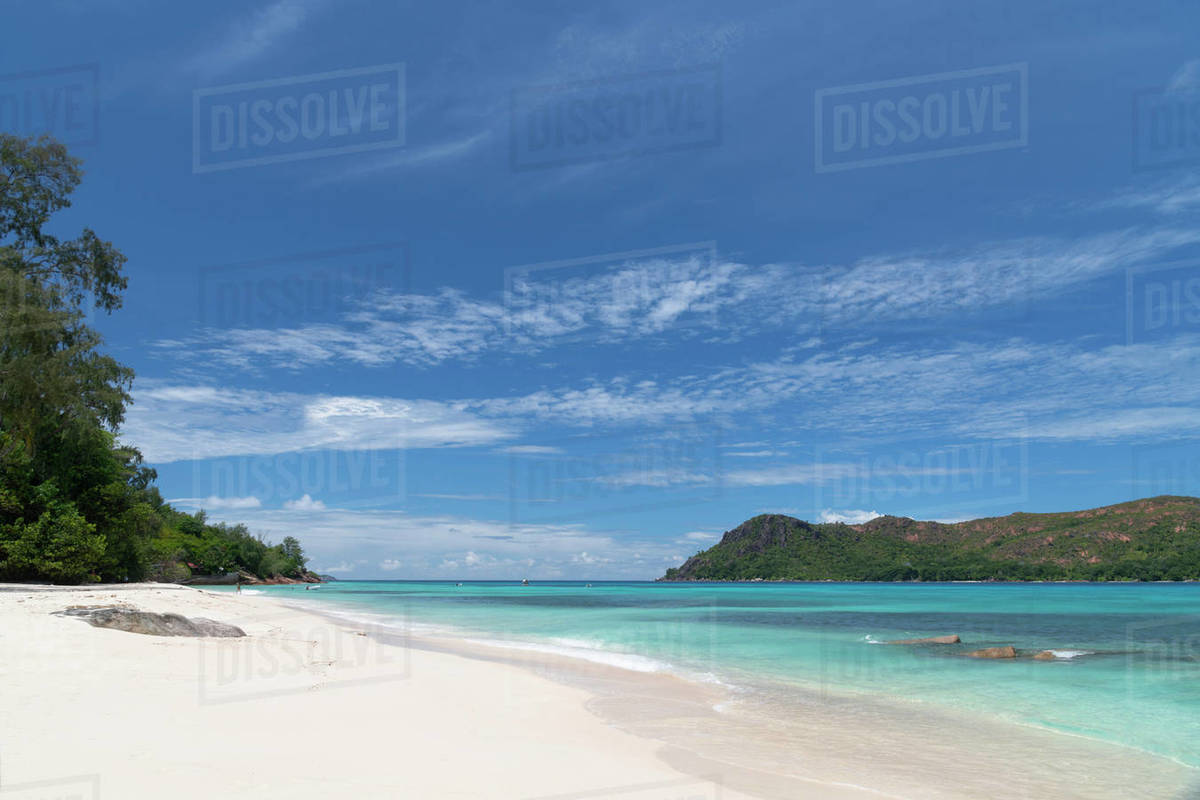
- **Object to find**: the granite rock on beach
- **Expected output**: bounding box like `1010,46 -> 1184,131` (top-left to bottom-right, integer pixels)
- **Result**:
55,605 -> 246,637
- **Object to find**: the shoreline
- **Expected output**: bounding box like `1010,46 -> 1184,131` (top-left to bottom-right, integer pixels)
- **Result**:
0,583 -> 805,800
271,589 -> 1200,799
4,583 -> 1196,799
264,583 -> 1200,767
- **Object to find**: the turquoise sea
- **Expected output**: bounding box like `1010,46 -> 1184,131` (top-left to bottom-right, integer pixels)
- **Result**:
232,581 -> 1200,768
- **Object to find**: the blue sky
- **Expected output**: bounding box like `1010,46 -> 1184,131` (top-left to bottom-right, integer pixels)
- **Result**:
4,0 -> 1199,578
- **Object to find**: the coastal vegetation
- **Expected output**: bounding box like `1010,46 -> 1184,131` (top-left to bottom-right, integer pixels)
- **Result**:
0,134 -> 312,584
661,496 -> 1200,582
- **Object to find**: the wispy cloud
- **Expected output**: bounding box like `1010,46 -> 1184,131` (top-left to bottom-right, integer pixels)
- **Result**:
122,382 -> 513,463
818,509 -> 882,524
169,495 -> 263,511
1168,59 -> 1200,91
468,334 -> 1200,445
186,0 -> 321,78
310,131 -> 493,185
137,328 -> 1200,472
1094,176 -> 1200,216
153,222 -> 1200,373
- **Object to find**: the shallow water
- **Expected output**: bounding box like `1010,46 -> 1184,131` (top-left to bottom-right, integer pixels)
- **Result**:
231,581 -> 1200,774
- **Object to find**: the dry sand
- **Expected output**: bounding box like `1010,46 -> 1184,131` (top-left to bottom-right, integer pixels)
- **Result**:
0,583 -> 868,800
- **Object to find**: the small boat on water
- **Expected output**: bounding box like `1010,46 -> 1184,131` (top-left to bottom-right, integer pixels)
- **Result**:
521,578 -> 529,586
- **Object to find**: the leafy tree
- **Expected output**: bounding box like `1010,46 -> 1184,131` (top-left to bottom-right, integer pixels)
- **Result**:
1,135 -> 131,459
0,134 -> 314,584
0,494 -> 104,583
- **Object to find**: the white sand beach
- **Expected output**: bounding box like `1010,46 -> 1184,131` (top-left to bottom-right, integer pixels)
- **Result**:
3,584 -> 1195,800
0,584 -> 852,800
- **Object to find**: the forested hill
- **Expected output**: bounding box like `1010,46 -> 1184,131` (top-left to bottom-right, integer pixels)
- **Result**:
660,496 -> 1200,582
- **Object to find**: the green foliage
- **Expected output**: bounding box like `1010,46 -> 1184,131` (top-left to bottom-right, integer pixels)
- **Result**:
0,134 -> 313,584
663,501 -> 1200,582
146,508 -> 310,581
1,495 -> 104,583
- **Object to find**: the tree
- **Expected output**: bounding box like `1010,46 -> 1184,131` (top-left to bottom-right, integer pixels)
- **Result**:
0,495 -> 104,583
0,134 -> 315,585
1,134 -> 131,459
281,536 -> 306,567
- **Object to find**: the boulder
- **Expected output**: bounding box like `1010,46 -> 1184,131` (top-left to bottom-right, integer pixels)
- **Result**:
964,645 -> 1017,659
57,606 -> 245,638
1032,650 -> 1058,661
887,634 -> 961,645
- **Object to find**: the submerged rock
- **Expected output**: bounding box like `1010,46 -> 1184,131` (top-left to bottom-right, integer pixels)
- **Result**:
964,645 -> 1017,659
56,606 -> 245,638
887,634 -> 961,645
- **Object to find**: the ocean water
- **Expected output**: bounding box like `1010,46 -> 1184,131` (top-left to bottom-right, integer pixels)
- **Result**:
233,581 -> 1200,768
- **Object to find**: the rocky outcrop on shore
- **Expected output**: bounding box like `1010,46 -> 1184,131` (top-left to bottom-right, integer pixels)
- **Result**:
56,606 -> 245,637
964,645 -> 1017,659
887,634 -> 961,645
181,570 -> 320,586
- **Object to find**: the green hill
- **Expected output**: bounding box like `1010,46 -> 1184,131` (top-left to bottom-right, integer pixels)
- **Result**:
660,496 -> 1200,582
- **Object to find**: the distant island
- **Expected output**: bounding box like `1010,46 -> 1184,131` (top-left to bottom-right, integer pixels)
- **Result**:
660,496 -> 1200,582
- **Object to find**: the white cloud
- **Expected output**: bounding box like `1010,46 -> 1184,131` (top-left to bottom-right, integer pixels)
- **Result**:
283,493 -> 326,511
122,382 -> 513,463
591,467 -> 716,489
153,219 -> 1200,375
570,551 -> 611,565
495,445 -> 566,455
185,495 -> 262,510
194,504 -> 691,580
475,333 -> 1200,446
724,463 -> 855,488
818,509 -> 882,524
319,561 -> 355,574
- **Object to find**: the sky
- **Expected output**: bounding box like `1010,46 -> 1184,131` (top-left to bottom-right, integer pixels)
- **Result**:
3,0 -> 1199,579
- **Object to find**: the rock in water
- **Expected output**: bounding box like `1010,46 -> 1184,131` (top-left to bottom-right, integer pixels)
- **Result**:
57,606 -> 245,637
1032,650 -> 1058,660
964,645 -> 1017,659
887,634 -> 961,645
